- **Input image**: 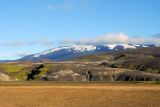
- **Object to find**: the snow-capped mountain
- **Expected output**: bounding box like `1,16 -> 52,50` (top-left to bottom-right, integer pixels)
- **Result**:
19,44 -> 159,61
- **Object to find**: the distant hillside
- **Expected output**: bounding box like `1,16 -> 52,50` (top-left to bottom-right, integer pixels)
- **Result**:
73,47 -> 160,73
18,44 -> 159,61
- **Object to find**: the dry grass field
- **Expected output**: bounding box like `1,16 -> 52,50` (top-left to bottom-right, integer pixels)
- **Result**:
0,82 -> 160,107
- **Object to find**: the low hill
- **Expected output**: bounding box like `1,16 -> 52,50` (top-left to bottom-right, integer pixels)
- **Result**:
72,47 -> 160,73
0,61 -> 160,82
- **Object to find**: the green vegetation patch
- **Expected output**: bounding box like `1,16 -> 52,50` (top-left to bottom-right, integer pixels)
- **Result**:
0,64 -> 28,73
38,67 -> 48,77
17,64 -> 50,80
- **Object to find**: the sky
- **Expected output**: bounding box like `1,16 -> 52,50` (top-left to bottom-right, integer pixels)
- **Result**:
0,0 -> 160,60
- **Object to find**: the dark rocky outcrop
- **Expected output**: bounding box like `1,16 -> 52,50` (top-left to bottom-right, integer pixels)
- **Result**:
27,65 -> 44,81
86,71 -> 93,82
116,71 -> 160,81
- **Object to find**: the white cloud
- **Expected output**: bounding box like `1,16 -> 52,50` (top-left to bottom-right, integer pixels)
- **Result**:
46,3 -> 77,11
1,32 -> 160,60
0,38 -> 54,47
14,51 -> 31,57
0,51 -> 31,60
62,32 -> 160,45
46,0 -> 90,11
2,33 -> 160,48
2,41 -> 25,47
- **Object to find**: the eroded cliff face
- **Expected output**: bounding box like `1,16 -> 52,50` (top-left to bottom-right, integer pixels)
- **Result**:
41,67 -> 160,82
1,62 -> 160,82
39,61 -> 160,82
43,70 -> 82,81
39,62 -> 128,82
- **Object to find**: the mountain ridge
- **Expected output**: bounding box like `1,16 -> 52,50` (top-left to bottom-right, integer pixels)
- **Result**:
18,44 -> 159,61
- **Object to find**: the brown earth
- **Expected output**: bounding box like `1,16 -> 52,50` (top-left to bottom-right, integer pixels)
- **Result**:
0,82 -> 160,107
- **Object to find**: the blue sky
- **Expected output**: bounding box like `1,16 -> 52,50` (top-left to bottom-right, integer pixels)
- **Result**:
0,0 -> 160,60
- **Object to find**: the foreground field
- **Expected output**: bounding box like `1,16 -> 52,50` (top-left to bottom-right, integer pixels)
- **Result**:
0,82 -> 160,107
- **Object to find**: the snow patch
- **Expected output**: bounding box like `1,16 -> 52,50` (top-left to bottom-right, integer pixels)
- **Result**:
71,45 -> 96,52
33,46 -> 70,57
31,44 -> 158,58
106,44 -> 136,49
33,45 -> 96,57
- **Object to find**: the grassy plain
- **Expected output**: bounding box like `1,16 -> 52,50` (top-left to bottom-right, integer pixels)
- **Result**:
0,82 -> 160,107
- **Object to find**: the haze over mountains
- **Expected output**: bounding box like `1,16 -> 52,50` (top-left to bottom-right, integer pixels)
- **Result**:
19,44 -> 159,61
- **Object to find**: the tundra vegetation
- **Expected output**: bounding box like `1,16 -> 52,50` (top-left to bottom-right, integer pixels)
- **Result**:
0,47 -> 160,82
0,47 -> 160,107
0,82 -> 160,107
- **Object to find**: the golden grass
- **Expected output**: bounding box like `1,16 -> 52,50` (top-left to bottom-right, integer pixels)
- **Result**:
0,82 -> 160,107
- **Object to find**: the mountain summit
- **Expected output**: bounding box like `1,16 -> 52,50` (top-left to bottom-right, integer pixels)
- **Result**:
19,44 -> 159,61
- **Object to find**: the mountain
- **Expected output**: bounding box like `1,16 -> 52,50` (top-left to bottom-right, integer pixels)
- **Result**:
73,46 -> 160,73
18,44 -> 159,61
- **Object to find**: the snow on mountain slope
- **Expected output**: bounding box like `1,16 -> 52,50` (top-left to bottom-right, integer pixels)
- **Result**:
71,45 -> 96,52
19,44 -> 159,61
33,46 -> 71,57
106,44 -> 136,49
33,45 -> 96,58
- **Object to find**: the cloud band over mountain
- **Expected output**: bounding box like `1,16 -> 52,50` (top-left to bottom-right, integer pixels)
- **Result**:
62,33 -> 160,45
0,39 -> 54,47
1,33 -> 160,48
